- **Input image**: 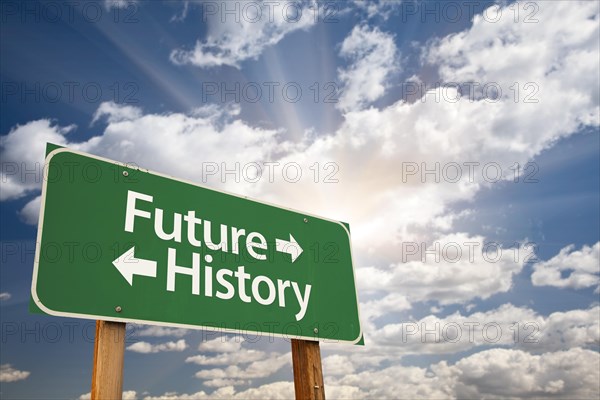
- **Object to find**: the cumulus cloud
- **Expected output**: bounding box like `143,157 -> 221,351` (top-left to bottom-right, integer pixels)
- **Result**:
0,364 -> 30,382
337,25 -> 398,112
4,2 -> 598,265
132,325 -> 189,338
170,1 -> 316,68
0,120 -> 72,201
3,2 -> 600,400
0,292 -> 11,301
197,337 -> 246,353
203,378 -> 248,388
18,195 -> 41,225
357,233 -> 531,306
322,354 -> 356,376
370,304 -> 600,355
2,101 -> 283,225
323,302 -> 599,382
79,390 -> 137,400
2,2 -> 598,320
351,0 -> 400,20
360,292 -> 411,324
327,347 -> 599,399
79,346 -> 600,399
328,362 -> 453,399
532,242 -> 600,291
92,101 -> 143,125
83,346 -> 600,399
186,349 -> 266,366
126,339 -> 187,353
103,0 -> 137,11
264,0 -> 598,261
425,1 -> 599,129
447,347 -> 599,399
188,338 -> 289,388
194,352 -> 290,381
143,382 -> 294,400
189,351 -> 291,388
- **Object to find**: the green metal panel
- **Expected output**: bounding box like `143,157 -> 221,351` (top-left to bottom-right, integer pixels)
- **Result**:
31,145 -> 362,345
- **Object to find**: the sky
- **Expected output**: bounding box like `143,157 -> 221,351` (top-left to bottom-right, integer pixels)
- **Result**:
0,0 -> 599,398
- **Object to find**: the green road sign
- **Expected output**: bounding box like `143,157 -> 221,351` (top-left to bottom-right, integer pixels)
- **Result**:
31,145 -> 362,344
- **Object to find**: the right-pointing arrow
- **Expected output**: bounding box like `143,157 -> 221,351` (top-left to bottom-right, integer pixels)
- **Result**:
276,234 -> 303,263
112,247 -> 157,285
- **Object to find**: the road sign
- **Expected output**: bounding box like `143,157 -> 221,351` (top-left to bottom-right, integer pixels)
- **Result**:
31,145 -> 362,344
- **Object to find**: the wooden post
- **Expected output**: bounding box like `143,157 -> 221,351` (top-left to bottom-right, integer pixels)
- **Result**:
291,339 -> 325,400
91,321 -> 126,400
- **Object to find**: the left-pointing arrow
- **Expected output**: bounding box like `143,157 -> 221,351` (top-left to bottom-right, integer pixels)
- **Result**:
112,247 -> 157,286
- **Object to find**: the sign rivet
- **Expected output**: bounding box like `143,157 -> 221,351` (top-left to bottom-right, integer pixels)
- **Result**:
304,218 -> 308,223
122,171 -> 129,177
115,306 -> 122,313
313,328 -> 318,334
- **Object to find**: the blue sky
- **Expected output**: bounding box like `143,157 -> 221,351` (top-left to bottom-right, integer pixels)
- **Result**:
1,1 -> 599,398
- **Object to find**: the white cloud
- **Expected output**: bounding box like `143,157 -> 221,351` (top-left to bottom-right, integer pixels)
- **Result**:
0,292 -> 11,301
194,352 -> 291,381
92,101 -> 143,125
2,2 -> 600,400
352,0 -> 399,20
448,347 -> 599,399
370,304 -> 600,355
143,382 -> 293,400
322,302 -> 598,379
328,362 -> 453,399
98,346 -> 600,399
357,233 -> 531,306
430,305 -> 443,314
79,390 -> 137,400
170,1 -> 189,23
203,378 -> 247,388
322,354 -> 355,376
170,1 -> 316,68
197,337 -> 245,353
264,1 -> 598,262
337,25 -> 398,112
0,120 -> 72,201
225,382 -> 294,399
532,242 -> 600,291
126,339 -> 187,354
327,347 -> 600,399
125,347 -> 600,399
188,339 -> 283,386
103,0 -> 137,11
324,384 -> 368,399
425,1 -> 599,130
124,392 -> 139,400
3,101 -> 283,225
534,306 -> 600,352
18,195 -> 41,225
0,364 -> 30,382
1,2 -> 598,318
5,0 -> 599,262
186,349 -> 266,366
360,292 -> 411,325
133,325 -> 189,338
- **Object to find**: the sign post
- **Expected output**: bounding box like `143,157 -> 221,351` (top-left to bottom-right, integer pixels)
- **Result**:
91,321 -> 126,399
292,339 -> 325,400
